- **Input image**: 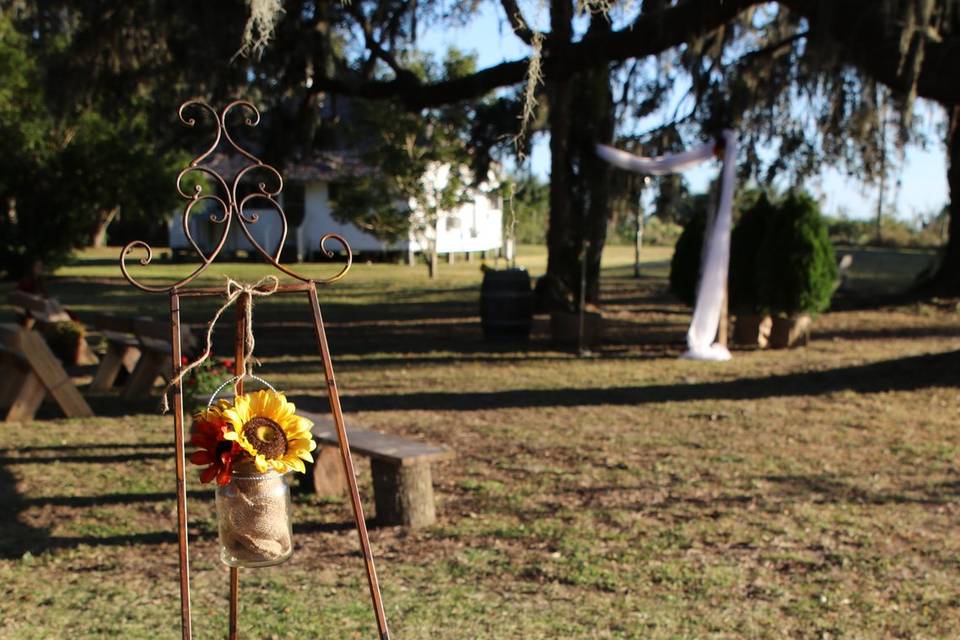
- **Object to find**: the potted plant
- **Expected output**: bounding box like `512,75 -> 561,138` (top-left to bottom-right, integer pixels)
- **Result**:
729,192 -> 774,348
183,357 -> 234,414
190,387 -> 316,567
38,320 -> 87,365
755,190 -> 837,348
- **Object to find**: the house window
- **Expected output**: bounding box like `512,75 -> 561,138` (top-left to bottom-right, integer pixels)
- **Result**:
445,216 -> 461,231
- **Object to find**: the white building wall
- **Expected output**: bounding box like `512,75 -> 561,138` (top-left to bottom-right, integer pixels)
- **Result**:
171,176 -> 504,257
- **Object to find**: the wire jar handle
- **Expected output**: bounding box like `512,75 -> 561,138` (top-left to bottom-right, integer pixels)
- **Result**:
207,374 -> 277,410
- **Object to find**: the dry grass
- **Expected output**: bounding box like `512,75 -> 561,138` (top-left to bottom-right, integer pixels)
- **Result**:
0,244 -> 957,639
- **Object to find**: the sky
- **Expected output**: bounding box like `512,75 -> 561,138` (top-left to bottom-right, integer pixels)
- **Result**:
418,3 -> 950,222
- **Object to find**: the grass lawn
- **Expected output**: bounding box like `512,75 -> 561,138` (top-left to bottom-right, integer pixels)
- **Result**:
0,243 -> 958,639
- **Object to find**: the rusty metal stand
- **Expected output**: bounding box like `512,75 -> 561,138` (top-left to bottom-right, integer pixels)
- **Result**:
123,100 -> 390,640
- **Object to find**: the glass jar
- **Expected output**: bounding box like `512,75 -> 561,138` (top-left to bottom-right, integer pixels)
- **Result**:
215,463 -> 294,568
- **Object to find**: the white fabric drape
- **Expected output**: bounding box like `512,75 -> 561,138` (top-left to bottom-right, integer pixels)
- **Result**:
596,130 -> 738,361
595,142 -> 716,176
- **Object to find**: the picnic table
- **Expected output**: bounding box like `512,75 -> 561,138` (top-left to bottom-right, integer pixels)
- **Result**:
0,323 -> 93,421
80,313 -> 198,398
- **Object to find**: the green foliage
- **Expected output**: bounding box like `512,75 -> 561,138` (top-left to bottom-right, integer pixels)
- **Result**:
502,175 -> 549,244
331,49 -> 481,250
728,192 -> 775,314
824,212 -> 947,249
0,15 -> 184,278
183,358 -> 234,412
756,191 -> 838,316
668,201 -> 708,306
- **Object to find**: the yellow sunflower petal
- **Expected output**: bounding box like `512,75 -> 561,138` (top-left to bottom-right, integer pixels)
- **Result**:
286,457 -> 305,474
222,431 -> 239,441
253,454 -> 269,473
298,450 -> 314,464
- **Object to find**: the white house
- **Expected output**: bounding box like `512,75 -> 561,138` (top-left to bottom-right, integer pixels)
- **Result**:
169,152 -> 503,260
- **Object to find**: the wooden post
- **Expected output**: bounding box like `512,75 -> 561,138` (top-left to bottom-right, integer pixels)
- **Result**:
168,292 -> 192,640
307,284 -> 390,639
228,293 -> 249,640
371,460 -> 436,528
310,446 -> 347,496
717,286 -> 729,348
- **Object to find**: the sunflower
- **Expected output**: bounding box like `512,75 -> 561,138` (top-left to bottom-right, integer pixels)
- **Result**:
189,403 -> 240,485
221,389 -> 316,474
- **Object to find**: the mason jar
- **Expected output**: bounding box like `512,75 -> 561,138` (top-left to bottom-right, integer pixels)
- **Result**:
215,463 -> 294,568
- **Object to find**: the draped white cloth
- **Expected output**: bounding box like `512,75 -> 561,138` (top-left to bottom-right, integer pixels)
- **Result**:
596,130 -> 738,361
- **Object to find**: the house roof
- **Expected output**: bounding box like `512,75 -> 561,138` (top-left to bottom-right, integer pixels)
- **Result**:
203,150 -> 367,185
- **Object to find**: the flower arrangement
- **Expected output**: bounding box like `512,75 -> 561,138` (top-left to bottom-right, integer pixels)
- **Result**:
190,388 -> 317,484
189,388 -> 317,567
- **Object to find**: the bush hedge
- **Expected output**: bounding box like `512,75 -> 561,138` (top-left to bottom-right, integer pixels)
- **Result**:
728,192 -> 775,314
669,189 -> 837,317
755,190 -> 837,316
668,204 -> 707,306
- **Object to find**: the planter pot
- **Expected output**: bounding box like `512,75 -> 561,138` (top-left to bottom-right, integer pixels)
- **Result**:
479,268 -> 534,341
733,314 -> 773,349
768,314 -> 812,349
216,464 -> 294,568
550,310 -> 603,347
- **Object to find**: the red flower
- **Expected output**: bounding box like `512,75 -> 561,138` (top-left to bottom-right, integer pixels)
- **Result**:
222,359 -> 235,371
189,411 -> 239,485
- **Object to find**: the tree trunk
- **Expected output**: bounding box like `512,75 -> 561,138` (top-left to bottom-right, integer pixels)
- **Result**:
929,105 -> 960,292
90,206 -> 119,248
539,10 -> 614,311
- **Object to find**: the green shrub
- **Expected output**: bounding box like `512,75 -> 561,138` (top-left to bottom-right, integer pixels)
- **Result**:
729,193 -> 775,314
756,190 -> 837,316
669,204 -> 708,306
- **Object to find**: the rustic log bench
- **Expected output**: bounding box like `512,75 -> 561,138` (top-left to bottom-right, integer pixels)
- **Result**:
0,324 -> 94,421
302,412 -> 454,528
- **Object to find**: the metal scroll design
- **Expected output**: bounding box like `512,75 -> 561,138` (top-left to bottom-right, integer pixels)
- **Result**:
120,100 -> 352,293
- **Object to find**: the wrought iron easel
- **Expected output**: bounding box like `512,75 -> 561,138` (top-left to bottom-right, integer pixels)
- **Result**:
119,100 -> 390,640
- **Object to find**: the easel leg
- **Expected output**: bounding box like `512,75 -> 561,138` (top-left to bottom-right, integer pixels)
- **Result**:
169,292 -> 193,640
228,293 -> 249,640
307,284 -> 390,640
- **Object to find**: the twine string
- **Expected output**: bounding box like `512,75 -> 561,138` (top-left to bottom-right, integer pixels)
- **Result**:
161,275 -> 279,413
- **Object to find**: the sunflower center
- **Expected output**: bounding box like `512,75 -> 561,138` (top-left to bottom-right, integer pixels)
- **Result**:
242,417 -> 288,460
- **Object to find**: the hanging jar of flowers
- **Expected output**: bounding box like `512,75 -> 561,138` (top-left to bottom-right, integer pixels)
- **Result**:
190,387 -> 316,568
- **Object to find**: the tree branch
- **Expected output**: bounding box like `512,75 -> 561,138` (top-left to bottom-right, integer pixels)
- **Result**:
314,0 -> 960,110
498,0 -> 536,45
312,0 -> 761,108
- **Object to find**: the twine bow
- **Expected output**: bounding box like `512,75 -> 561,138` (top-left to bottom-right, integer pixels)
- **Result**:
161,275 -> 280,413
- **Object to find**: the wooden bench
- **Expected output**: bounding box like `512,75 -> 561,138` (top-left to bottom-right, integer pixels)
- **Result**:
302,412 -> 454,528
0,324 -> 94,421
6,291 -> 99,365
122,318 -> 180,400
80,314 -> 196,398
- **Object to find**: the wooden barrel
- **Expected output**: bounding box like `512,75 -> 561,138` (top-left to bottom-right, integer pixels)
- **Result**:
480,269 -> 533,340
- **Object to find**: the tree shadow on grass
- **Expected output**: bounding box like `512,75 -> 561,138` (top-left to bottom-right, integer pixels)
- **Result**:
293,349 -> 960,413
0,441 -> 387,558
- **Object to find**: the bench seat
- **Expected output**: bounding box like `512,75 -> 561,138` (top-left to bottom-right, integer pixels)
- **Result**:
303,412 -> 454,528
